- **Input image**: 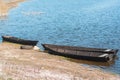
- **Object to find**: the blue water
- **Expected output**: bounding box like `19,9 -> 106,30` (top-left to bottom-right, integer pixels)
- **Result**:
0,0 -> 120,74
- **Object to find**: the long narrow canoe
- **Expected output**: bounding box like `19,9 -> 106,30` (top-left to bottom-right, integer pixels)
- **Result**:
2,36 -> 38,46
42,44 -> 118,62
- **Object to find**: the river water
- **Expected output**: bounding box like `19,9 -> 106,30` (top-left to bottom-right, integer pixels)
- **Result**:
0,0 -> 120,74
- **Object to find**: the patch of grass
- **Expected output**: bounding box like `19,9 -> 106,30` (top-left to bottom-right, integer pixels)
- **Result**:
7,78 -> 13,80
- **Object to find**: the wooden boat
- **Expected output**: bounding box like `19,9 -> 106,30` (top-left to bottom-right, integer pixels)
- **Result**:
2,36 -> 38,46
42,44 -> 118,62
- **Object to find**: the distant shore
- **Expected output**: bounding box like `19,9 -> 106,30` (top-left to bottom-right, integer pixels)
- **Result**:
0,42 -> 119,80
0,0 -> 26,17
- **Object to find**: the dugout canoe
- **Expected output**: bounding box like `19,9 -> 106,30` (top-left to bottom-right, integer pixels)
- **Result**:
2,36 -> 38,46
42,44 -> 118,62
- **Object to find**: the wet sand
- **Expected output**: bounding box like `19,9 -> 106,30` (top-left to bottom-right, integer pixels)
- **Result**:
0,0 -> 25,17
0,42 -> 119,80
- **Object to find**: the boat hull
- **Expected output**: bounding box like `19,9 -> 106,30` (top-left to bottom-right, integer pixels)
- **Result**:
42,44 -> 118,62
2,36 -> 38,46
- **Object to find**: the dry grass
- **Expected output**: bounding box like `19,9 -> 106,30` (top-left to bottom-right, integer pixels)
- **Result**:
0,42 -> 119,80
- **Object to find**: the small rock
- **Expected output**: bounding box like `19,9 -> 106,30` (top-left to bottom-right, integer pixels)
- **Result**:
33,46 -> 40,51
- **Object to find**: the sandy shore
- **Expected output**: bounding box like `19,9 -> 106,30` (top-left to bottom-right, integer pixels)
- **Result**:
0,42 -> 119,80
0,0 -> 25,17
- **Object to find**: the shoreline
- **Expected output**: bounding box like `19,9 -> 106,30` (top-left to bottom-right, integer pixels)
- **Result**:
0,42 -> 119,80
0,0 -> 26,17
